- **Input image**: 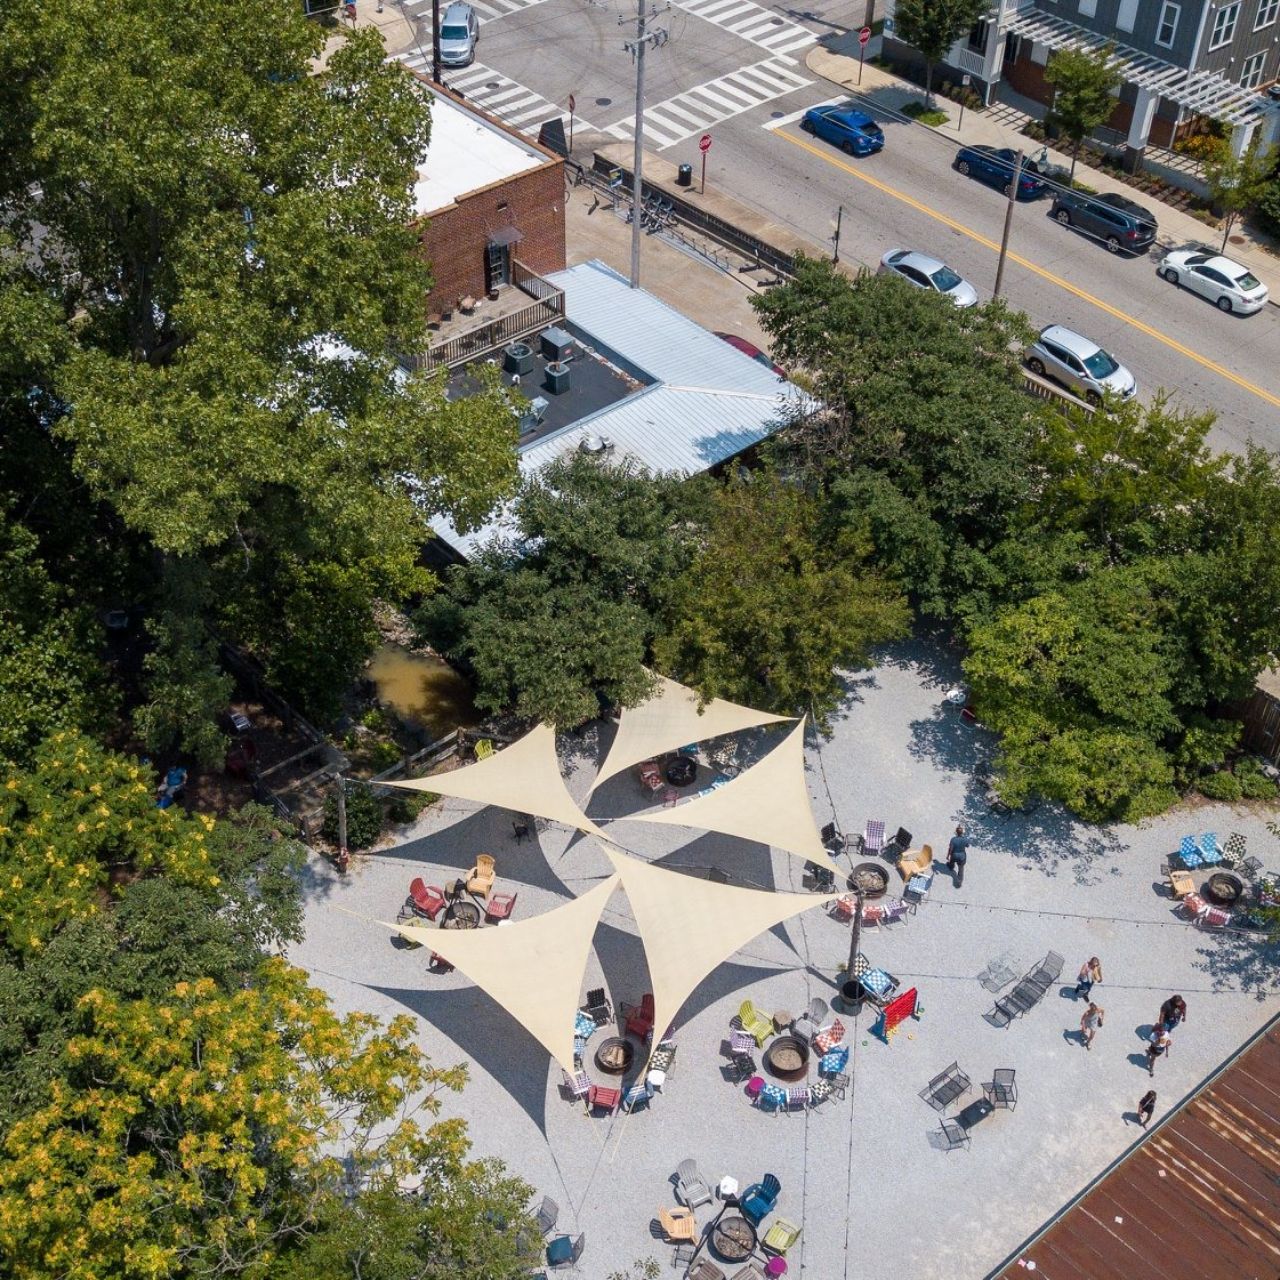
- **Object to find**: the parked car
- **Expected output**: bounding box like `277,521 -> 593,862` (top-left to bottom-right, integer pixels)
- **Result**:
1050,189 -> 1157,255
877,248 -> 978,307
1025,324 -> 1136,404
438,2 -> 479,66
714,332 -> 784,374
1156,247 -> 1269,314
954,145 -> 1045,200
800,103 -> 885,157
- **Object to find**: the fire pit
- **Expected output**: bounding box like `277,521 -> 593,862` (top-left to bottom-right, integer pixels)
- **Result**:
762,1035 -> 810,1081
594,1036 -> 636,1075
849,862 -> 890,899
1204,871 -> 1245,907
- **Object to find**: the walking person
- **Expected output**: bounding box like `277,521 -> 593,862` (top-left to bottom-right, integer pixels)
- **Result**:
1146,1026 -> 1173,1076
945,825 -> 970,888
1158,995 -> 1187,1031
1137,1090 -> 1157,1128
1080,1002 -> 1104,1051
1074,957 -> 1102,1000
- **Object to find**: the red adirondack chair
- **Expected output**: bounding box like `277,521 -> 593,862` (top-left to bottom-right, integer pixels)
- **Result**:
407,878 -> 447,921
625,993 -> 656,1041
485,891 -> 518,924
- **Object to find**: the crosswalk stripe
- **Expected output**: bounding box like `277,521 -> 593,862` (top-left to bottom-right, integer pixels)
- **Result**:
702,78 -> 758,105
669,0 -> 818,56
730,17 -> 784,36
657,100 -> 711,126
767,31 -> 817,54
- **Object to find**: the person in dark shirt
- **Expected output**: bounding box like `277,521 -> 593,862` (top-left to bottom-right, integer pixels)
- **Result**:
946,825 -> 970,887
1158,995 -> 1187,1031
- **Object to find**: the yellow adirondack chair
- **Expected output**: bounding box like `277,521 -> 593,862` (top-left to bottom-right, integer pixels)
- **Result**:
467,853 -> 496,898
738,999 -> 773,1047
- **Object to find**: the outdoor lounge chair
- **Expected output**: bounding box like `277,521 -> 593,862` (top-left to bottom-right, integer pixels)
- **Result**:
535,1195 -> 559,1234
657,1205 -> 696,1243
623,993 -> 656,1041
1027,951 -> 1064,992
792,997 -> 830,1044
920,1061 -> 972,1113
820,1045 -> 850,1075
830,894 -> 857,922
587,1084 -> 621,1113
897,844 -> 933,881
621,1083 -> 652,1113
740,1173 -> 781,1225
904,868 -> 934,911
728,1264 -> 766,1280
637,760 -> 663,793
785,1085 -> 809,1113
1222,832 -> 1248,870
737,1000 -> 773,1048
1182,893 -> 1209,920
884,825 -> 911,857
757,1083 -> 786,1113
820,822 -> 848,855
560,1070 -> 590,1102
728,1050 -> 756,1083
761,1218 -> 802,1256
545,1232 -> 584,1270
675,1158 -> 713,1211
582,988 -> 613,1026
1200,832 -> 1221,865
1199,906 -> 1232,929
812,1019 -> 846,1055
938,1118 -> 970,1151
863,819 -> 887,854
484,891 -> 517,923
404,878 -> 447,921
466,854 -> 496,898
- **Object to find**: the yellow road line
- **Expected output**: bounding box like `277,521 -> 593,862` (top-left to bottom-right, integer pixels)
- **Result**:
774,128 -> 1280,410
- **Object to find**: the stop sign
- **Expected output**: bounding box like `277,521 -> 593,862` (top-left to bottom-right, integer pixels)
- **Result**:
859,25 -> 871,44
568,93 -> 576,113
699,133 -> 712,153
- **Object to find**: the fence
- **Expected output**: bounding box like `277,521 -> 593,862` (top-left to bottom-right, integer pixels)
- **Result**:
1020,368 -> 1094,414
1240,687 -> 1280,765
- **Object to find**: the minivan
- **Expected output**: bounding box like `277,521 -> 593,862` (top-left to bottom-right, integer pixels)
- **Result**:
1050,190 -> 1158,255
438,2 -> 479,67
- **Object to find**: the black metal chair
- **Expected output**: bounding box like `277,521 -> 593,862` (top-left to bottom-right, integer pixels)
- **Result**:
728,1050 -> 756,1083
885,826 -> 912,858
804,860 -> 836,892
983,1069 -> 1017,1111
582,987 -> 612,1026
1026,951 -> 1064,993
939,1118 -> 971,1151
512,814 -> 532,843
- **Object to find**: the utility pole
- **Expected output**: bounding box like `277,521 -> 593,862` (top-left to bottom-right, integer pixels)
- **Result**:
622,0 -> 668,288
992,149 -> 1023,300
431,0 -> 442,82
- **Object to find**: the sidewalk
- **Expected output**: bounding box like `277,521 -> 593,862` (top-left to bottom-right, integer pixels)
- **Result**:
807,38 -> 1280,302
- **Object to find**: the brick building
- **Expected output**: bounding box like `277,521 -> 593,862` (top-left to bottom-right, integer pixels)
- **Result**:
410,80 -> 566,317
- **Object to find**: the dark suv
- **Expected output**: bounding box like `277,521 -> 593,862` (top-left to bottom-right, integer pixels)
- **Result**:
1050,190 -> 1158,255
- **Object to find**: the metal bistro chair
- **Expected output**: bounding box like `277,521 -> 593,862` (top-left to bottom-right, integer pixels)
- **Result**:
983,1068 -> 1017,1110
535,1195 -> 559,1235
938,1118 -> 971,1152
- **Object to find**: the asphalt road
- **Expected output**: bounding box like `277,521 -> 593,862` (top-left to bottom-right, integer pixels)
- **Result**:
431,0 -> 1280,451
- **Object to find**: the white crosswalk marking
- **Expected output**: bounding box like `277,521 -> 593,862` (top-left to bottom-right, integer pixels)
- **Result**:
393,55 -> 588,137
670,0 -> 818,57
604,57 -> 810,150
396,0 -> 550,24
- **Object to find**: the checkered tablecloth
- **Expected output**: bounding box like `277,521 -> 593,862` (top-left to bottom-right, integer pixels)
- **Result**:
574,1011 -> 595,1040
861,967 -> 893,997
820,1047 -> 849,1073
760,1084 -> 787,1109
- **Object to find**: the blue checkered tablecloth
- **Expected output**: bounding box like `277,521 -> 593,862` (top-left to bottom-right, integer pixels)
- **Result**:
574,1011 -> 596,1040
861,967 -> 892,996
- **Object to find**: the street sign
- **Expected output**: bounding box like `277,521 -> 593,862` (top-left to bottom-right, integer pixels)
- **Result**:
859,25 -> 871,44
608,168 -> 624,188
568,93 -> 576,113
699,133 -> 712,153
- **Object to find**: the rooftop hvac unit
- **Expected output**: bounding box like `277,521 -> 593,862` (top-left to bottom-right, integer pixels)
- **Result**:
545,360 -> 571,394
540,326 -> 573,363
504,342 -> 534,376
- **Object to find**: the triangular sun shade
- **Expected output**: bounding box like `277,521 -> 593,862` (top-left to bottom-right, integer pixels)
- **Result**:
386,874 -> 620,1075
380,722 -> 606,840
623,718 -> 836,871
589,673 -> 790,793
605,848 -> 836,1053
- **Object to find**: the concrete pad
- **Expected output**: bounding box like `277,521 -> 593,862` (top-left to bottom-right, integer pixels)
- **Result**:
291,640 -> 1280,1277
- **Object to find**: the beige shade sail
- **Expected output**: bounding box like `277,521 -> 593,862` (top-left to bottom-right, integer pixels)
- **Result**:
605,848 -> 836,1050
624,718 -> 836,872
386,874 -> 620,1075
589,673 -> 790,793
380,722 -> 607,840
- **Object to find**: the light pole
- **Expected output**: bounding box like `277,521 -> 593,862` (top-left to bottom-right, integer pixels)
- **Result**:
622,1 -> 668,288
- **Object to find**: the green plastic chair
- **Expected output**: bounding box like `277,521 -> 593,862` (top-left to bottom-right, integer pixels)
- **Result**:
762,1218 -> 802,1256
738,999 -> 773,1047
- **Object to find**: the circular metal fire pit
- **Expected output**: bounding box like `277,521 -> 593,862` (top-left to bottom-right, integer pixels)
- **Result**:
762,1035 -> 810,1081
710,1214 -> 757,1262
1204,871 -> 1245,907
594,1036 -> 636,1075
848,862 -> 890,899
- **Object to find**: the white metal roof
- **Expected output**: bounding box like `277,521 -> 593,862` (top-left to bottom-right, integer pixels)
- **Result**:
429,261 -> 813,557
1003,9 -> 1276,124
413,91 -> 548,217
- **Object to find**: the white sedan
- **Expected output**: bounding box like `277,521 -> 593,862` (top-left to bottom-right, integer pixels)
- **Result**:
877,248 -> 979,308
1157,247 -> 1269,315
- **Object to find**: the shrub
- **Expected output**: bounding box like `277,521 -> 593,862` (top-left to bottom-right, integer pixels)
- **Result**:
903,101 -> 949,126
387,789 -> 439,825
1235,757 -> 1278,800
369,738 -> 403,772
1197,770 -> 1242,802
321,781 -> 384,849
1173,134 -> 1225,163
361,705 -> 392,734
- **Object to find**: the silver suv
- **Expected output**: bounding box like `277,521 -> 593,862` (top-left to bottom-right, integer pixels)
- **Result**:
1025,324 -> 1136,405
438,2 -> 478,66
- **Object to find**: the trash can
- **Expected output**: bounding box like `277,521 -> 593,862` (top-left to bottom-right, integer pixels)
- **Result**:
676,163 -> 693,188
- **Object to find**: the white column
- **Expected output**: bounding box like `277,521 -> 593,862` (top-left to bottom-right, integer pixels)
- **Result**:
1123,84 -> 1158,172
1229,117 -> 1258,159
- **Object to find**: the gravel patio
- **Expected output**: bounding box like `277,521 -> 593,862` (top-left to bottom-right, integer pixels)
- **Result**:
289,638 -> 1280,1279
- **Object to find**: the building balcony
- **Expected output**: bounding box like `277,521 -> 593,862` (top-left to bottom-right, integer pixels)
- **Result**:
404,261 -> 566,373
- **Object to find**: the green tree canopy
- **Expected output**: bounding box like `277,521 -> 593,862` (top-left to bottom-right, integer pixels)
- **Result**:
891,0 -> 989,105
419,455 -> 710,726
1202,135 -> 1276,251
1044,46 -> 1122,180
654,474 -> 911,724
0,0 -> 519,741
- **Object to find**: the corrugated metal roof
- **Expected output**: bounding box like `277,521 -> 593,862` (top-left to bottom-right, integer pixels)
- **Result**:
429,260 -> 813,557
989,1012 -> 1280,1280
